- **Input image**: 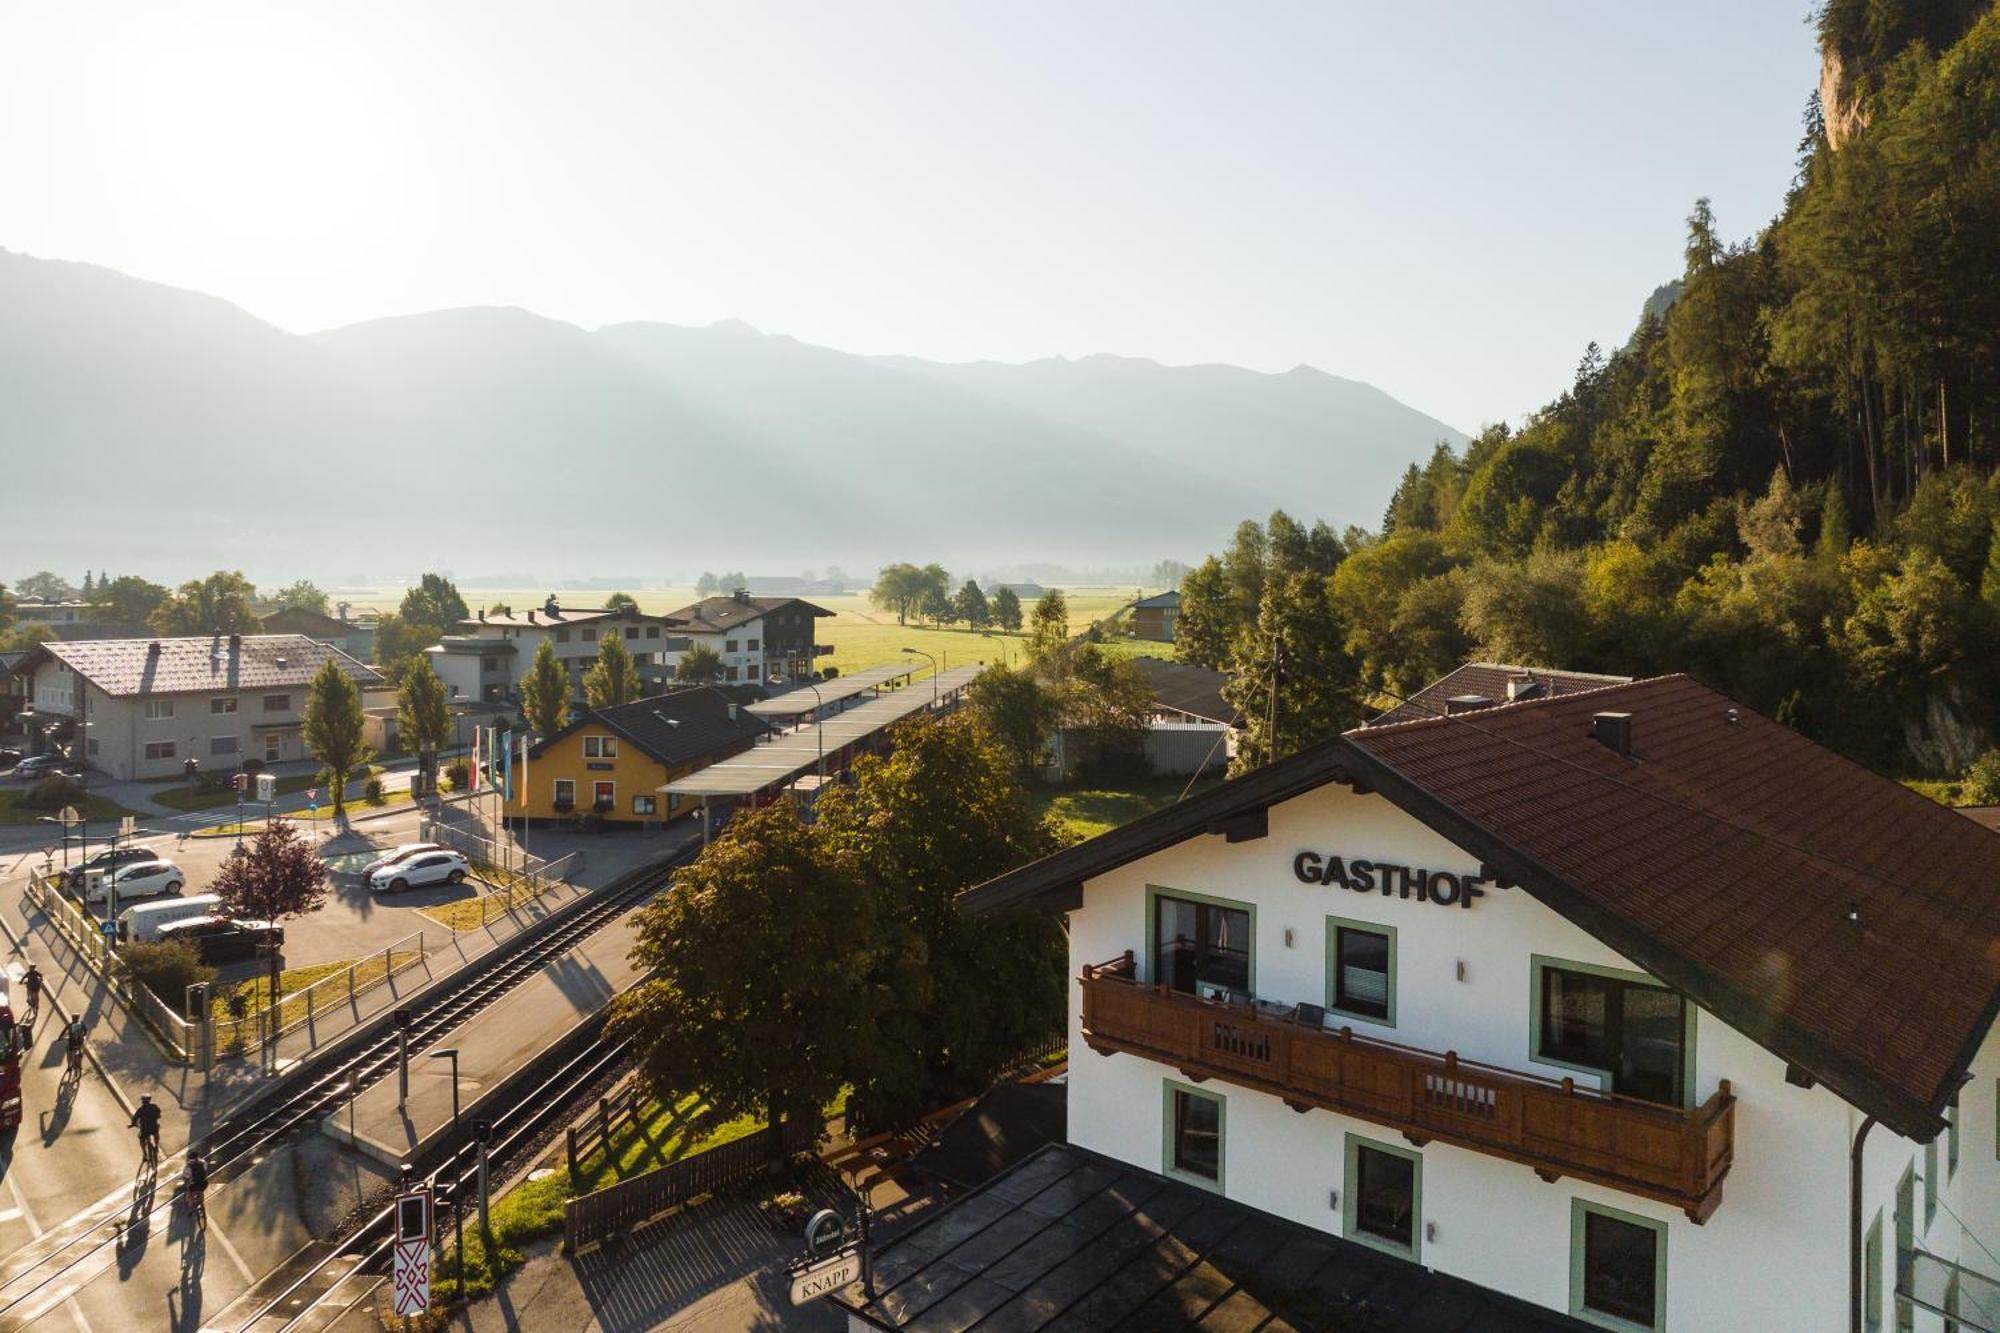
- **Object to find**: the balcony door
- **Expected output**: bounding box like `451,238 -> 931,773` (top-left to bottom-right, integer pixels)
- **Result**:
1152,891 -> 1252,999
1535,960 -> 1689,1107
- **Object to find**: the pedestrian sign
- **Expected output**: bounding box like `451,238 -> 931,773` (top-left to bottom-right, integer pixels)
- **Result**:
100,920 -> 117,944
307,787 -> 319,814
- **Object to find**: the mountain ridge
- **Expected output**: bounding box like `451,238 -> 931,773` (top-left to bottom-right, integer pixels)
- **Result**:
1,248 -> 1466,581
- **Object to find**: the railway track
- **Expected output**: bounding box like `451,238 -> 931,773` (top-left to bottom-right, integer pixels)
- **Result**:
0,849 -> 689,1331
226,1031 -> 634,1332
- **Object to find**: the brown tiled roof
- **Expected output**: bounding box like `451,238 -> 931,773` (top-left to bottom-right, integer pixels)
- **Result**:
1369,661 -> 1631,726
1959,807 -> 2000,834
30,635 -> 382,697
1130,657 -> 1238,727
961,674 -> 2000,1138
663,595 -> 834,634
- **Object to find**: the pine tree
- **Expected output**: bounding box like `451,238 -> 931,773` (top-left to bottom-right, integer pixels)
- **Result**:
991,586 -> 1024,632
953,580 -> 991,628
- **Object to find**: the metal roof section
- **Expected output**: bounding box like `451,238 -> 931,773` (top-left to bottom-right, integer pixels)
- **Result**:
742,664 -> 917,718
664,665 -> 984,797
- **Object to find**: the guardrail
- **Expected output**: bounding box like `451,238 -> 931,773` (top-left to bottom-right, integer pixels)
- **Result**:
211,928 -> 430,1053
563,1116 -> 820,1253
26,867 -> 199,1062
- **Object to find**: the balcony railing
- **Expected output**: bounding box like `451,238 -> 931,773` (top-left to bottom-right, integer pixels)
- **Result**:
1080,953 -> 1734,1222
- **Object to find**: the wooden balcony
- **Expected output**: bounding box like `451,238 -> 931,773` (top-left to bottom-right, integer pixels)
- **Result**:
1080,954 -> 1734,1222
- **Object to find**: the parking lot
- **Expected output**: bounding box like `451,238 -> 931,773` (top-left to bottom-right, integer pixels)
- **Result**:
28,805 -> 467,981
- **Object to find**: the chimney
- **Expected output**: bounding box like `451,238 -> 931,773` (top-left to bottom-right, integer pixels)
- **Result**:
147,641 -> 161,656
478,609 -> 487,622
1590,711 -> 1633,757
1506,674 -> 1543,701
228,633 -> 242,650
527,609 -> 538,624
544,594 -> 561,618
1444,694 -> 1493,715
337,601 -> 351,623
733,587 -> 751,604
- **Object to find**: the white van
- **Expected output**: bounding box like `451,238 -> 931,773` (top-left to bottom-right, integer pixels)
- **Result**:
119,895 -> 223,944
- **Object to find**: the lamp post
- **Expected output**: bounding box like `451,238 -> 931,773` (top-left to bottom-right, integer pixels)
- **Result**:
900,647 -> 938,706
768,677 -> 825,778
428,1048 -> 464,1268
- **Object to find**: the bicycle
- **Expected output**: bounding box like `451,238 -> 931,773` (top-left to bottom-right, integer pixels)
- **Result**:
139,1130 -> 159,1169
65,1039 -> 85,1082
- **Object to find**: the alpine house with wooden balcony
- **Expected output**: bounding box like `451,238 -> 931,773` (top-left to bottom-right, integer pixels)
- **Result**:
905,673 -> 2000,1333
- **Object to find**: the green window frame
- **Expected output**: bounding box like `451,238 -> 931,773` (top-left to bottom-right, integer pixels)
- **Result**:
1145,885 -> 1257,998
1529,955 -> 1699,1108
1325,915 -> 1397,1028
1864,1209 -> 1884,1332
1342,1133 -> 1421,1262
1925,1140 -> 1938,1232
1161,1079 -> 1226,1193
1896,1162 -> 1915,1333
1569,1199 -> 1668,1332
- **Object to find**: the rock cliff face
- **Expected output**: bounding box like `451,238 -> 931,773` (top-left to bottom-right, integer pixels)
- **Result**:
1820,44 -> 1870,149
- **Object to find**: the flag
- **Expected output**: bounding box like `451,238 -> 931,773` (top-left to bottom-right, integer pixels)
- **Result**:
501,728 -> 513,802
519,733 -> 528,806
470,726 -> 482,792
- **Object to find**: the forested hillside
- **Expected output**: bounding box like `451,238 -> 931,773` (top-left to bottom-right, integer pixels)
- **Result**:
1185,2 -> 2000,775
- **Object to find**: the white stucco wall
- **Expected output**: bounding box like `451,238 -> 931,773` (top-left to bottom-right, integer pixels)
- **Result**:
1064,780 -> 1991,1330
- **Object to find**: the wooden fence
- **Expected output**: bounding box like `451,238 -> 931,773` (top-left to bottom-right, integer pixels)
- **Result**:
564,1082 -> 645,1176
563,1117 -> 820,1253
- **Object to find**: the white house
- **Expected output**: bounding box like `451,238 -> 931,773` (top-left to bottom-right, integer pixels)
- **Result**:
658,591 -> 833,686
843,671 -> 2000,1332
19,634 -> 383,780
432,597 -> 687,703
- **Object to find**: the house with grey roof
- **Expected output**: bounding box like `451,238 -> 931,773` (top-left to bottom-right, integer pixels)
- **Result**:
17,633 -> 383,780
658,591 -> 833,687
436,595 -> 688,704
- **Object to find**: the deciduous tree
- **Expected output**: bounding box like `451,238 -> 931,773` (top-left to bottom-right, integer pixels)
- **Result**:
148,570 -> 259,635
397,659 -> 453,790
990,585 -> 1024,632
601,591 -> 638,612
212,818 -> 330,1007
520,638 -> 570,736
270,580 -> 330,613
582,633 -> 640,708
675,642 -> 724,684
1025,589 -> 1070,662
302,659 -> 371,819
85,575 -> 169,626
15,571 -> 74,602
608,805 -> 880,1147
399,574 -> 469,632
967,663 -> 1059,777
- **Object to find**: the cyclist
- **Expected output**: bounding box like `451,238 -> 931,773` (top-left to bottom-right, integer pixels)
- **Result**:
64,1016 -> 87,1077
181,1152 -> 209,1227
21,964 -> 42,1026
131,1095 -> 162,1164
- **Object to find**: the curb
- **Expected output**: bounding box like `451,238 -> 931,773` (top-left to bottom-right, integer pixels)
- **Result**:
0,900 -> 137,1120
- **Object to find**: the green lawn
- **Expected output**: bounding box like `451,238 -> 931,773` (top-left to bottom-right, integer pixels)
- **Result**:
416,861 -> 558,932
0,789 -> 146,827
188,789 -> 412,837
208,946 -> 425,1033
152,765 -> 383,812
1031,773 -> 1225,841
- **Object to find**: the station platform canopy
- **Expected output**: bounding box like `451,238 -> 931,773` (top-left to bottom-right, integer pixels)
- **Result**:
742,663 -> 917,718
664,664 -> 987,798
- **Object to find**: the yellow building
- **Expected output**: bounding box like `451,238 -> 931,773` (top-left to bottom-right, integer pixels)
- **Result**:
508,690 -> 770,826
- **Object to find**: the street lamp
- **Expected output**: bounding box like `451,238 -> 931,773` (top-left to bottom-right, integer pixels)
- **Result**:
428,1048 -> 465,1268
900,648 -> 939,706
769,676 -> 825,779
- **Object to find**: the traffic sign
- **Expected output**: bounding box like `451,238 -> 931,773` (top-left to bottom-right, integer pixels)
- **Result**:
100,920 -> 117,944
392,1240 -> 430,1316
392,1190 -> 432,1316
787,1243 -> 861,1305
57,806 -> 80,828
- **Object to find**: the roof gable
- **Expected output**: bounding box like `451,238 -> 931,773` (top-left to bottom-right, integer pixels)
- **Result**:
28,634 -> 383,697
530,688 -> 772,767
663,595 -> 833,634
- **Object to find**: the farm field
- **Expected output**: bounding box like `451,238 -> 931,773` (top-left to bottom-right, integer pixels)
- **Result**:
333,584 -> 1175,677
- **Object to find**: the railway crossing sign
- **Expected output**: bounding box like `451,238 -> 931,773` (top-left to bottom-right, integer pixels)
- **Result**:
391,1190 -> 432,1317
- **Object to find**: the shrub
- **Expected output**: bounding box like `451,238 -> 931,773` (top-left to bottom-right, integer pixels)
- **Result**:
364,776 -> 386,804
24,774 -> 87,811
444,761 -> 469,791
1966,751 -> 2000,807
118,940 -> 218,1013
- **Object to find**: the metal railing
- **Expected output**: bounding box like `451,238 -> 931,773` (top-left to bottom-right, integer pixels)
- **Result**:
25,867 -> 198,1062
1080,953 -> 1735,1222
211,928 -> 430,1053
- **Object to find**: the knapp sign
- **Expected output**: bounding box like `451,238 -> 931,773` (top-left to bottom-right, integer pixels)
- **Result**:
1293,851 -> 1491,909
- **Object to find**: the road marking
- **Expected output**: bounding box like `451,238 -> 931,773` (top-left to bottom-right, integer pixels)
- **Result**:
0,1209 -> 19,1224
2,1161 -> 93,1333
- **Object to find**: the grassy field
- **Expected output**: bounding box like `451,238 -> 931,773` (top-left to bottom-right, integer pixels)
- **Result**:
0,788 -> 145,826
332,584 -> 1174,678
417,861 -> 556,932
209,945 -> 425,1031
188,789 -> 413,837
152,765 -> 383,812
1030,773 -> 1224,841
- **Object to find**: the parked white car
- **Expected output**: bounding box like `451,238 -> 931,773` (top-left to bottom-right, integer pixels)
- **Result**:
87,859 -> 186,903
369,850 -> 470,894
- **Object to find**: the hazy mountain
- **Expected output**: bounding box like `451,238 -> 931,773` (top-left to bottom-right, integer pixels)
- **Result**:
0,249 -> 1466,582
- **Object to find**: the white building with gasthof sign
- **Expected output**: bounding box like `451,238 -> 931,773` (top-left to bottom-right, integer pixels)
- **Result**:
841,670 -> 2000,1333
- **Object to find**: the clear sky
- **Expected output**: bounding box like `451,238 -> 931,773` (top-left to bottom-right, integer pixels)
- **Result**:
1,2 -> 1822,435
